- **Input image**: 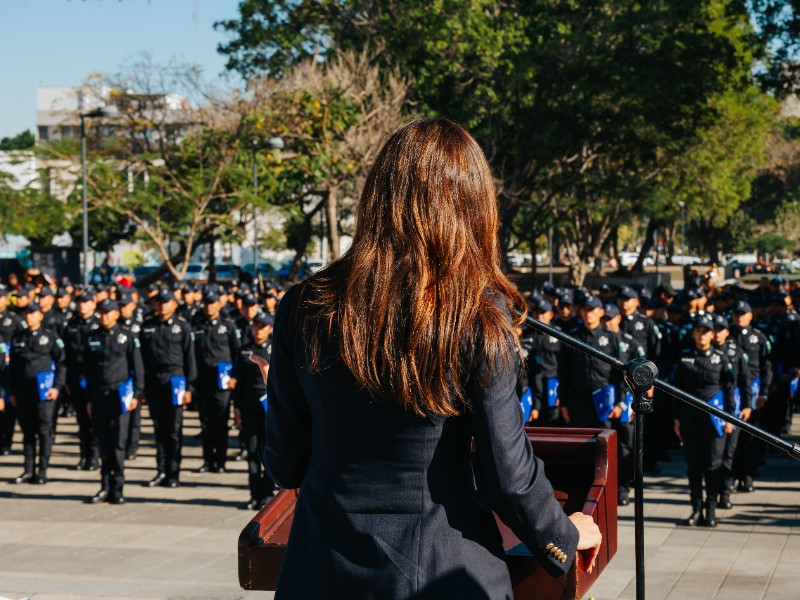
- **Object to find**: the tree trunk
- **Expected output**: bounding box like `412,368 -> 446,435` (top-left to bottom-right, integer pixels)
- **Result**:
631,218 -> 658,273
326,185 -> 340,261
288,198 -> 326,280
208,234 -> 217,283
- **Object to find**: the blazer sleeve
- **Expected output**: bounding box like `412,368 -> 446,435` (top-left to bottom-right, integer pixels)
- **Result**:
467,337 -> 580,578
262,285 -> 312,489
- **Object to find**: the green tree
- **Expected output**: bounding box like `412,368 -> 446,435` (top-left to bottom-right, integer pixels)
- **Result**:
218,0 -> 766,284
0,130 -> 34,151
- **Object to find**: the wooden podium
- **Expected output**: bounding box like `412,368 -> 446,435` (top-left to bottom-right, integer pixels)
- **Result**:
238,427 -> 617,600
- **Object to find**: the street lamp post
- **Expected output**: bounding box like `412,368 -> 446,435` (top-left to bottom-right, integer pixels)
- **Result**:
80,105 -> 118,285
251,137 -> 284,288
678,201 -> 686,256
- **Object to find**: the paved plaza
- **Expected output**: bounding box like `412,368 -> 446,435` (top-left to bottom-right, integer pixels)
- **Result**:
0,407 -> 798,600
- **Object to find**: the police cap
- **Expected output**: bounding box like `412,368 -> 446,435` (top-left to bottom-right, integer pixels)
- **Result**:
581,295 -> 604,310
693,315 -> 714,331
97,299 -> 120,312
712,314 -> 729,329
253,312 -> 275,327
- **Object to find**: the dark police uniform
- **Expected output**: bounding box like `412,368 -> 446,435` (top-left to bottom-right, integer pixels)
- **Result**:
192,297 -> 241,471
558,298 -> 623,429
140,298 -> 197,486
716,327 -> 751,508
674,319 -> 735,527
0,306 -> 25,454
524,321 -> 563,427
85,309 -> 145,501
232,327 -> 275,507
731,307 -> 773,492
63,310 -> 101,469
613,327 -> 646,505
7,317 -> 67,482
120,309 -> 144,459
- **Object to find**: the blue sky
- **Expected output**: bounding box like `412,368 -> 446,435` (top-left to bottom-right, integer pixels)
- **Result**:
0,0 -> 242,139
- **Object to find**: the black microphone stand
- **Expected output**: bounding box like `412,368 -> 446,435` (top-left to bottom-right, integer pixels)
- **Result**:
520,313 -> 800,600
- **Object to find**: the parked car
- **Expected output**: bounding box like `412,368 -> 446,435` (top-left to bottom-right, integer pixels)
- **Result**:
618,252 -> 655,267
89,265 -> 133,285
133,263 -> 161,280
184,262 -> 208,283
307,260 -> 325,274
277,260 -> 313,279
212,263 -> 242,283
242,261 -> 281,281
670,255 -> 703,266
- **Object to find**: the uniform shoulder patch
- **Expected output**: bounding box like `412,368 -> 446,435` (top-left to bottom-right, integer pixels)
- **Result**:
55,338 -> 64,349
133,338 -> 141,348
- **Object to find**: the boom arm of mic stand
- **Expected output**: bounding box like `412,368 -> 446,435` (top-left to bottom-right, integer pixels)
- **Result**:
519,313 -> 800,462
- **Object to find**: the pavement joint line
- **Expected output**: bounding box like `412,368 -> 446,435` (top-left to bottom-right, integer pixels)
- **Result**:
760,528 -> 791,600
708,524 -> 749,600
0,569 -> 237,588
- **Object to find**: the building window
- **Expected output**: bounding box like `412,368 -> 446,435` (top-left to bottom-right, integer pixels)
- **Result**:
38,126 -> 49,141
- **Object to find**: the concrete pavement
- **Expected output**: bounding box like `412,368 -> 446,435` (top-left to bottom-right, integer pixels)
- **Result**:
1,405 -> 798,599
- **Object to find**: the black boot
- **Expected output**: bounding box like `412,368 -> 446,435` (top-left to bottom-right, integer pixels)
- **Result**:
718,493 -> 733,510
703,501 -> 718,528
683,504 -> 703,526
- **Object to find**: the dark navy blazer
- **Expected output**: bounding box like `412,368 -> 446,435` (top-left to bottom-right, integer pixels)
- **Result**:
263,283 -> 580,599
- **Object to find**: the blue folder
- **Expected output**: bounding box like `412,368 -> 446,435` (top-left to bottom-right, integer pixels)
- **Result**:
733,388 -> 741,415
592,385 -> 616,422
791,376 -> 799,399
118,378 -> 134,414
170,376 -> 187,406
259,393 -> 269,413
750,378 -> 760,407
708,390 -> 726,437
546,377 -> 559,408
217,362 -> 233,390
36,370 -> 55,402
620,390 -> 634,424
520,388 -> 533,422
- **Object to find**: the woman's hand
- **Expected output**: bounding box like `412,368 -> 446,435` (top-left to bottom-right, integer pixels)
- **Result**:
250,355 -> 270,385
569,512 -> 602,573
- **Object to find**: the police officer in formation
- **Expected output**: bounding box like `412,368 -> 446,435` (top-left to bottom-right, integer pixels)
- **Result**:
711,314 -> 752,510
673,315 -> 735,528
84,299 -> 145,504
118,288 -> 144,460
63,292 -> 101,470
523,298 -> 562,427
192,287 -> 241,473
7,302 -> 67,484
140,288 -> 197,488
232,311 -> 275,509
0,286 -> 26,455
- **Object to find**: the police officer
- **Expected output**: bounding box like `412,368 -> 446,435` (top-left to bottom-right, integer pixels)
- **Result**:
192,287 -> 241,472
0,286 -> 26,455
559,295 -> 624,429
730,300 -> 773,493
7,302 -> 67,484
603,302 -> 649,505
712,314 -> 751,510
140,288 -> 197,488
84,299 -> 145,504
524,298 -> 563,427
618,286 -> 663,474
553,291 -> 577,332
232,312 -> 275,509
39,287 -> 66,338
674,315 -> 735,528
235,294 -> 261,343
63,291 -> 101,470
118,288 -> 144,460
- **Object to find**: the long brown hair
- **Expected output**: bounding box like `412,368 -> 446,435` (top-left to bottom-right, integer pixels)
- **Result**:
301,118 -> 526,417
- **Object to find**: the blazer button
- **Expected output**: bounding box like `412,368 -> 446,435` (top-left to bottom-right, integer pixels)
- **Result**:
546,543 -> 554,550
